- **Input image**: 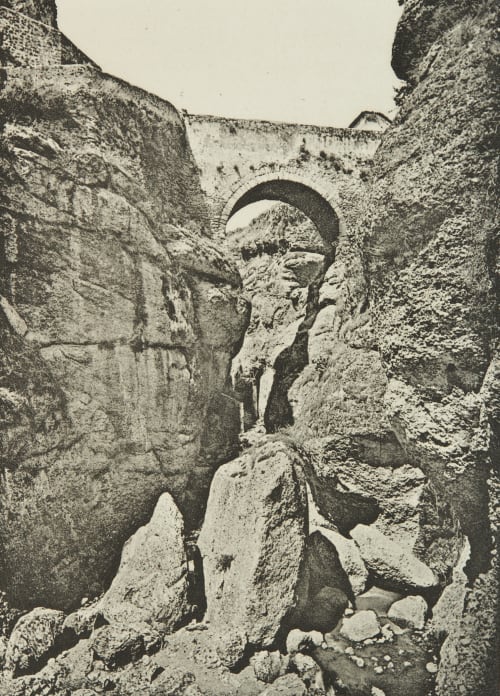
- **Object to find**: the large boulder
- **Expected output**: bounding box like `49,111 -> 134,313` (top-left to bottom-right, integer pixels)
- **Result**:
99,492 -> 189,632
316,527 -> 369,596
4,608 -> 65,676
197,439 -> 308,649
351,524 -> 438,593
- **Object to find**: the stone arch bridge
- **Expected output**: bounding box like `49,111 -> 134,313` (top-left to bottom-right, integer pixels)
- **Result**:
184,112 -> 389,246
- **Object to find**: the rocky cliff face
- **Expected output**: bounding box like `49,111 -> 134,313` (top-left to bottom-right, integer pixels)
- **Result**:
364,0 -> 499,692
227,204 -> 331,433
0,0 -> 497,694
0,66 -> 247,610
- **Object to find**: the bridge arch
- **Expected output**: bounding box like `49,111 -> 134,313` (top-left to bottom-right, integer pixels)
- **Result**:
217,170 -> 343,248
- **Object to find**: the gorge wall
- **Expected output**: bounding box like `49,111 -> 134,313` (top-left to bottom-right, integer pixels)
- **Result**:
365,1 -> 499,692
0,0 -> 498,694
0,40 -> 247,609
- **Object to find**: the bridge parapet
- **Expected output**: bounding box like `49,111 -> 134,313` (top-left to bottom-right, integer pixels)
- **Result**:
184,112 -> 386,240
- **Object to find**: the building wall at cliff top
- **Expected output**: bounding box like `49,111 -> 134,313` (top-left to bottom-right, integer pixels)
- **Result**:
363,0 -> 499,692
0,7 -> 60,67
0,0 -> 56,27
0,64 -> 247,611
0,7 -> 97,69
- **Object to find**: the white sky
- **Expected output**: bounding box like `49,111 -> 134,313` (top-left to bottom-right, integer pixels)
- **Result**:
57,0 -> 402,229
57,0 -> 402,128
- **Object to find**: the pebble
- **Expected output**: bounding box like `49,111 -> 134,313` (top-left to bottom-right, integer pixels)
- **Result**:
383,655 -> 391,662
403,661 -> 412,668
374,665 -> 384,674
352,656 -> 365,668
426,662 -> 438,674
345,646 -> 355,655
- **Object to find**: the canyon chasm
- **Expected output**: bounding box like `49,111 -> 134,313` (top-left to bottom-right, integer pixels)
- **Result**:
0,1 -> 498,695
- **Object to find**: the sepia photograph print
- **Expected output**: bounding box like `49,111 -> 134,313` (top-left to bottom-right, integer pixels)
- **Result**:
0,1 -> 498,694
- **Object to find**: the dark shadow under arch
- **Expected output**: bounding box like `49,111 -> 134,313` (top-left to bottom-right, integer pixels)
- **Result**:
228,179 -> 340,246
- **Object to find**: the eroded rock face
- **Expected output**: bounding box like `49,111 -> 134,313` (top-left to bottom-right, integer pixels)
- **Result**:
362,0 -> 499,690
0,67 -> 248,610
197,439 -> 308,649
229,203 -> 331,432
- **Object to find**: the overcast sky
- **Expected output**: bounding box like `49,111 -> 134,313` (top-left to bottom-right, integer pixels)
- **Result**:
57,0 -> 403,129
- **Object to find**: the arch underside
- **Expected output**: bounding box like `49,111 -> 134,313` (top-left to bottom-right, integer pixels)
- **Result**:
227,179 -> 340,246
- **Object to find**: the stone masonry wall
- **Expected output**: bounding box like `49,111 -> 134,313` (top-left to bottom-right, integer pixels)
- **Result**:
0,0 -> 56,27
0,7 -> 60,67
184,113 -> 383,235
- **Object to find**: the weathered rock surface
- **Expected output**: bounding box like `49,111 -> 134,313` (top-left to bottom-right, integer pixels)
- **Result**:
361,0 -> 499,689
90,624 -> 145,669
99,492 -> 188,632
250,650 -> 288,684
387,596 -> 428,630
4,608 -> 65,676
0,64 -> 247,610
197,439 -> 308,649
340,610 -> 380,643
289,652 -> 323,690
285,629 -> 323,655
314,527 -> 369,596
229,203 -> 330,431
258,673 -> 306,696
351,524 -> 438,593
0,0 -> 57,26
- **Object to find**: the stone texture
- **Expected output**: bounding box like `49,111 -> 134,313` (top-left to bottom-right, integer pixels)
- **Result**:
285,629 -> 323,655
361,0 -> 499,689
90,624 -> 145,669
63,605 -> 106,639
258,673 -> 307,696
289,652 -> 324,690
351,524 -> 438,593
316,526 -> 369,596
388,596 -> 428,630
340,610 -> 381,643
99,492 -> 188,632
229,203 -> 330,431
429,539 -> 470,641
291,586 -> 349,635
0,65 -> 247,610
4,607 -> 65,676
291,529 -> 353,624
197,439 -> 308,649
0,0 -> 57,26
250,650 -> 288,684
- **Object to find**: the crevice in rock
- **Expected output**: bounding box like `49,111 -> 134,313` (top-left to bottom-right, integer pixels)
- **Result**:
264,261 -> 332,433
